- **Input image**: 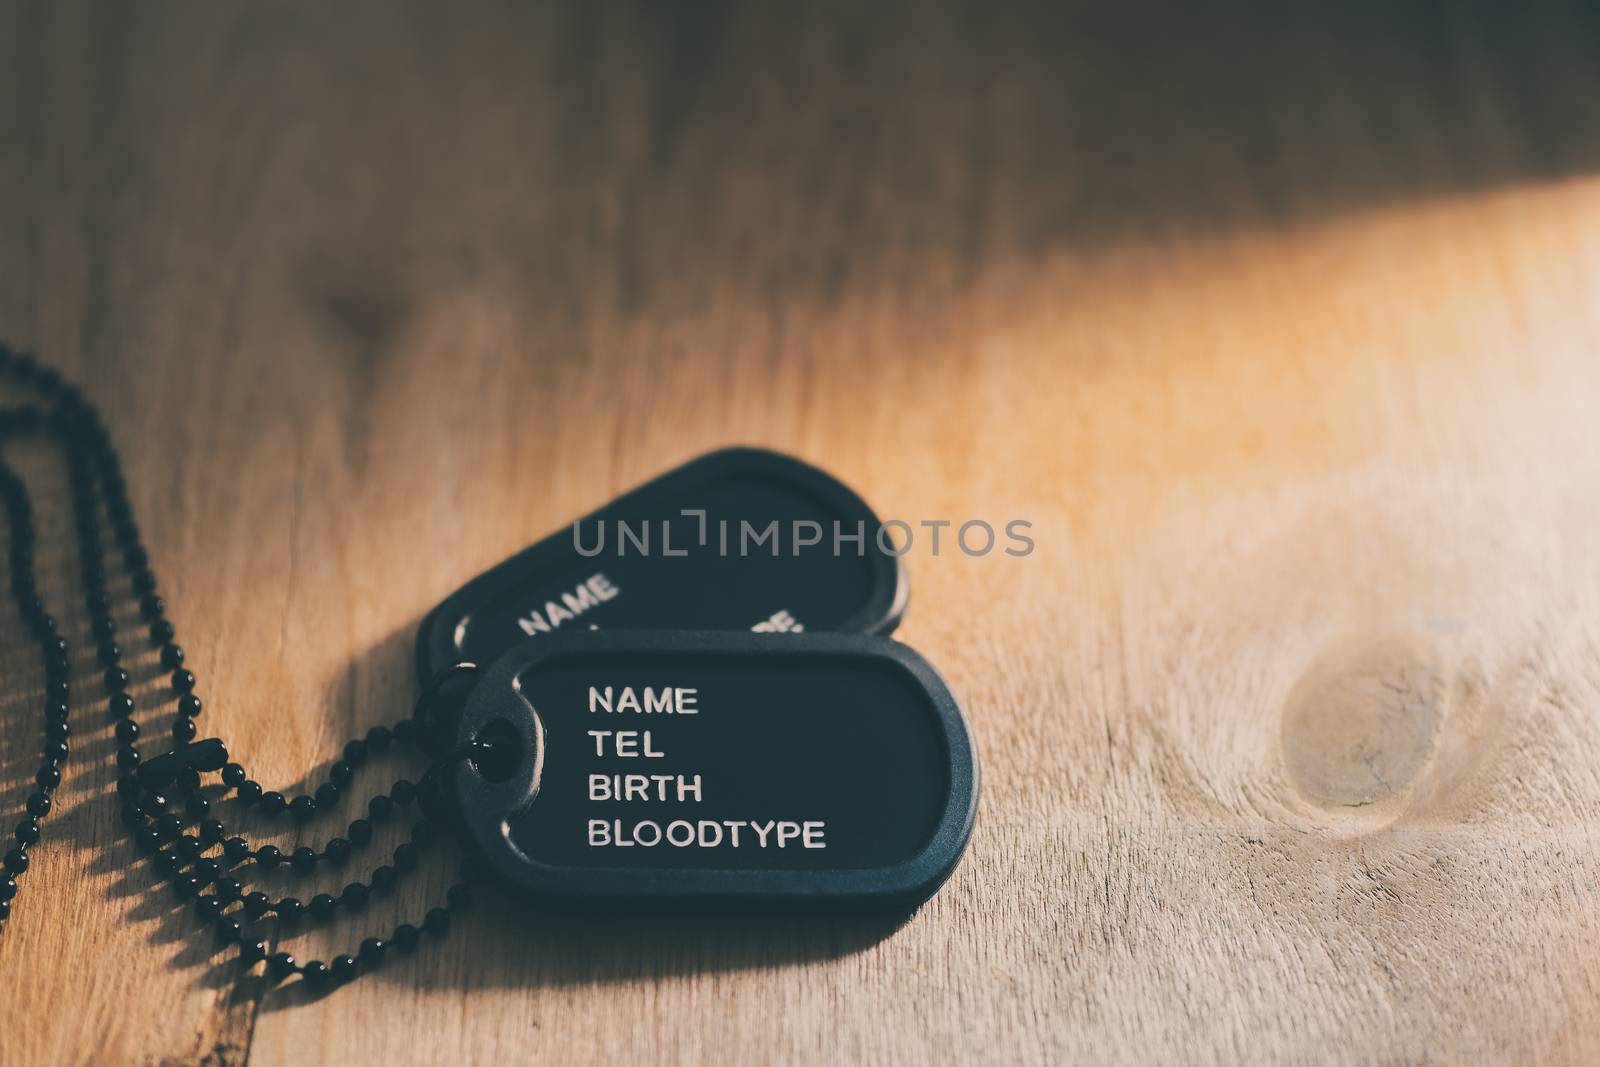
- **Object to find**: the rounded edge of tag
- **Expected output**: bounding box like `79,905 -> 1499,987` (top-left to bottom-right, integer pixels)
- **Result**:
414,446 -> 910,682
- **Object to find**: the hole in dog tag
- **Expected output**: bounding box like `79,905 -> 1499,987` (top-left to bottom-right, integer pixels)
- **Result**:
416,449 -> 907,680
452,631 -> 978,909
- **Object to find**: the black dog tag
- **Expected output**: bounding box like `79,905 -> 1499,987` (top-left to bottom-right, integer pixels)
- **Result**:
452,631 -> 978,909
416,448 -> 907,681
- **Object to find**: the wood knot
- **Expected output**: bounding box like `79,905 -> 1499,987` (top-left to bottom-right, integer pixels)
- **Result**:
1280,637 -> 1444,825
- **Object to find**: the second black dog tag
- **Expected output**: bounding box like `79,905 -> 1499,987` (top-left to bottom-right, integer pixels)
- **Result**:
416,448 -> 907,680
452,630 -> 978,909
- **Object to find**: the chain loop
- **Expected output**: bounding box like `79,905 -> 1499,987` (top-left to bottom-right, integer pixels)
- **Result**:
0,342 -> 476,990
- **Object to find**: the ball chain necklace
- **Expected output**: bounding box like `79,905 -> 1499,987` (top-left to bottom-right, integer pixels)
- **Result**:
0,342 -> 979,991
0,344 -> 479,988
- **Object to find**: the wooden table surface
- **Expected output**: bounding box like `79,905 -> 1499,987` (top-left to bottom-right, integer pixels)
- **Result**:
5,3 -> 1600,1064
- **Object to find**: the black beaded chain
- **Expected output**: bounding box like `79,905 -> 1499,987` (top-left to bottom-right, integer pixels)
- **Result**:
0,343 -> 481,990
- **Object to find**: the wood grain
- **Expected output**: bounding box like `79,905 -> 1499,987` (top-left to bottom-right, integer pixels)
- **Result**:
4,2 -> 1600,1063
